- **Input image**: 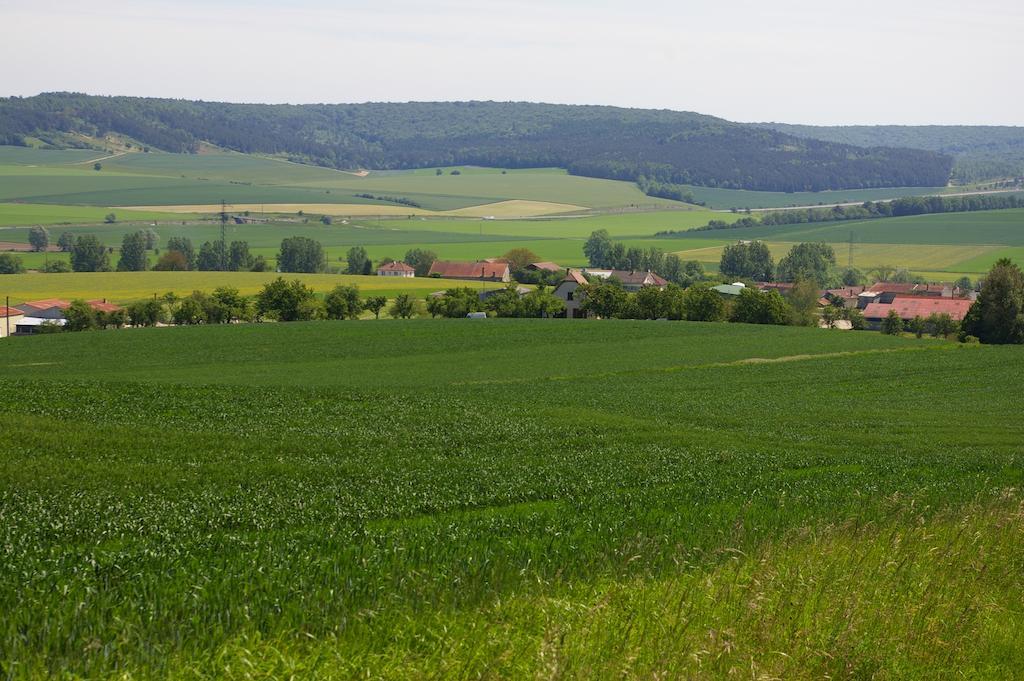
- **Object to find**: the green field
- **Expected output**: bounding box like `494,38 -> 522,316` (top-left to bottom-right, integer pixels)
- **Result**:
0,321 -> 1022,678
657,209 -> 1024,277
0,203 -> 195,227
0,147 -> 678,212
684,184 -> 953,209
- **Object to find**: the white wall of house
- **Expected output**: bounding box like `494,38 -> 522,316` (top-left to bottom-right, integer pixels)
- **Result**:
0,314 -> 24,338
553,281 -> 585,319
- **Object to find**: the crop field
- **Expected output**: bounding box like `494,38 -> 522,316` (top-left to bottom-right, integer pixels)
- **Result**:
0,147 -> 679,215
684,184 -> 953,210
0,321 -> 1022,679
121,199 -> 590,218
0,271 -> 504,305
663,209 -> 1024,246
0,203 -> 193,227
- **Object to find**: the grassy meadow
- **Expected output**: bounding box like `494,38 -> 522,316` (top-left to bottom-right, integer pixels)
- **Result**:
0,320 -> 1022,678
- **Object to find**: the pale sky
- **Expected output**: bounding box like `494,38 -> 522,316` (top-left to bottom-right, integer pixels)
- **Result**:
1,0 -> 1021,125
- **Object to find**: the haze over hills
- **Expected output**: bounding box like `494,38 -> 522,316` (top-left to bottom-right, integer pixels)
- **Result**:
753,123 -> 1024,184
0,92 -> 954,194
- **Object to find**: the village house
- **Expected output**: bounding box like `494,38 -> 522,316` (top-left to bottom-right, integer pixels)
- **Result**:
552,269 -> 590,319
0,306 -> 24,339
376,261 -> 415,277
862,297 -> 973,330
427,260 -> 511,283
527,262 -> 562,273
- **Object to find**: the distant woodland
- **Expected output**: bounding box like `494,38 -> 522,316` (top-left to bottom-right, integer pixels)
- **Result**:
754,123 -> 1024,183
0,93 -> 956,193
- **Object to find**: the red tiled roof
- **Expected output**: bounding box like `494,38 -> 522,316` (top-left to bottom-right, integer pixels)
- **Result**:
87,299 -> 122,313
757,282 -> 795,292
562,268 -> 589,286
428,260 -> 509,279
17,298 -> 121,313
377,261 -> 414,273
0,306 -> 23,318
529,261 -> 562,272
863,298 -> 973,322
825,287 -> 865,298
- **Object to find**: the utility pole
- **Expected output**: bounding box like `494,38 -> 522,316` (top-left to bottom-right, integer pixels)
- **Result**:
219,197 -> 229,270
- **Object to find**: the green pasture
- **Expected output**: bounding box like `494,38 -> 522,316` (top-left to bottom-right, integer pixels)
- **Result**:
101,154 -> 671,208
661,209 -> 1024,246
0,147 -> 683,212
951,246 -> 1024,273
0,146 -> 108,165
0,203 -> 193,227
0,322 -> 1022,678
373,209 -> 724,239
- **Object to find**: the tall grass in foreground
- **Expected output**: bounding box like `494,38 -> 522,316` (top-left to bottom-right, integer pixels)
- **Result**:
163,496 -> 1024,680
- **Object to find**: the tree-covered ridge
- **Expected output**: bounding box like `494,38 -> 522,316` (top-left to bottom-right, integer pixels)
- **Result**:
752,122 -> 1024,183
0,93 -> 952,192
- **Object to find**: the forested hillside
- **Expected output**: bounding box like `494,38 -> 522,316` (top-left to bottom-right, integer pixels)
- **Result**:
0,93 -> 952,192
753,123 -> 1024,183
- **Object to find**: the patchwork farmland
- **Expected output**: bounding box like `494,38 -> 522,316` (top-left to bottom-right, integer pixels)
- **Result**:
4,146 -> 1024,303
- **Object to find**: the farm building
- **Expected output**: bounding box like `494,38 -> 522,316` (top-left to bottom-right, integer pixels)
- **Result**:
377,261 -> 415,277
712,283 -> 746,297
584,269 -> 668,292
0,306 -> 24,338
16,298 -> 72,320
428,260 -> 511,283
552,269 -> 590,319
478,286 -> 530,302
862,297 -> 973,329
12,299 -> 123,334
527,262 -> 562,273
16,299 -> 122,319
15,317 -> 67,334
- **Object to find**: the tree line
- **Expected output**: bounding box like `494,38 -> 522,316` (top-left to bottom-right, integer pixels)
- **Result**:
583,230 -> 709,287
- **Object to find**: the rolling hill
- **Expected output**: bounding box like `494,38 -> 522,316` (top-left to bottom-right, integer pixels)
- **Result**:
0,93 -> 953,193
